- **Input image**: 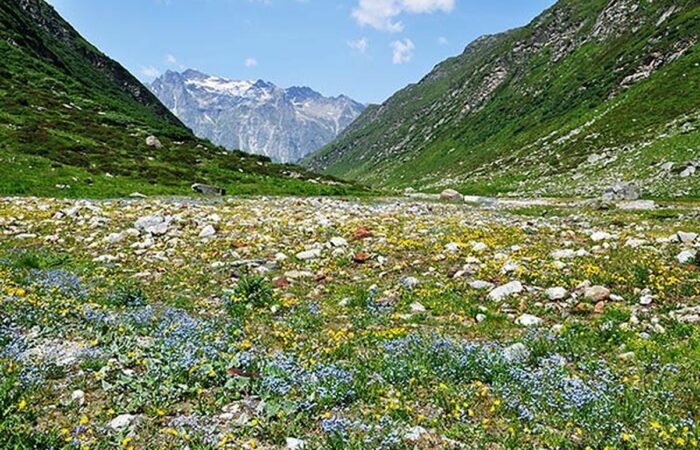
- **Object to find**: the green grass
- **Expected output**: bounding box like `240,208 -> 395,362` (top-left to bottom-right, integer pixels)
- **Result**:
306,0 -> 700,199
0,0 -> 368,198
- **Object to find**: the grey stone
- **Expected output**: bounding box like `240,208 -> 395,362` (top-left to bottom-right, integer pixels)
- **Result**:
440,189 -> 462,202
192,183 -> 226,196
503,343 -> 530,364
602,182 -> 640,201
677,250 -> 697,264
296,249 -> 321,260
286,438 -> 306,449
545,287 -> 568,301
145,135 -> 163,149
488,281 -> 524,301
199,225 -> 217,238
676,231 -> 698,244
584,285 -> 610,302
515,314 -> 543,327
109,414 -> 136,431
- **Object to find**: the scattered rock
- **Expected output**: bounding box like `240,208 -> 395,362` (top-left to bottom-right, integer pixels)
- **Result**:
296,249 -> 321,260
503,343 -> 530,363
399,276 -> 420,289
352,252 -> 371,263
286,438 -> 306,449
677,250 -> 697,264
351,226 -> 373,241
145,135 -> 163,149
470,280 -> 494,291
551,249 -> 575,259
71,390 -> 85,404
488,281 -> 524,301
199,225 -> 217,238
440,189 -> 462,202
472,242 -> 488,252
192,183 -> 226,196
284,270 -> 314,279
591,231 -> 613,242
625,238 -> 646,248
404,426 -> 428,443
273,277 -> 290,288
515,314 -> 543,327
602,181 -> 639,201
410,302 -> 426,313
444,242 -> 460,253
676,231 -> 698,244
680,165 -> 696,178
594,301 -> 606,314
545,287 -> 568,301
617,200 -> 656,210
584,286 -> 610,302
134,215 -> 170,236
330,237 -> 348,247
671,306 -> 700,323
109,414 -> 136,431
107,232 -> 126,244
93,254 -> 118,263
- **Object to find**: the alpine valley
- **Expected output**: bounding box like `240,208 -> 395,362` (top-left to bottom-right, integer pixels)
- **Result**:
150,70 -> 365,163
5,0 -> 700,449
306,0 -> 700,199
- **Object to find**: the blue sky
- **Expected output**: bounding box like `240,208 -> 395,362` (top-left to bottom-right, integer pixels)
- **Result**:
46,0 -> 556,104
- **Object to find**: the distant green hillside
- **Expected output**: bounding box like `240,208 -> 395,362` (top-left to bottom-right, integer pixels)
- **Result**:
0,0 -> 360,198
306,0 -> 700,199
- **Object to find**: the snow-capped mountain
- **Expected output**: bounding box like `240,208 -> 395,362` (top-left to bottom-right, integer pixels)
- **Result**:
149,69 -> 365,163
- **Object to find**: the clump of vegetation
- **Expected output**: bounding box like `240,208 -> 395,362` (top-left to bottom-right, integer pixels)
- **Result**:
105,281 -> 147,308
0,248 -> 69,271
225,274 -> 274,318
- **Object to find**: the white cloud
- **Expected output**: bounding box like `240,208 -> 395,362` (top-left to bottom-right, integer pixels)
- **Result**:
244,57 -> 258,67
141,66 -> 161,78
352,0 -> 455,32
165,54 -> 177,64
391,38 -> 415,64
438,36 -> 448,45
348,37 -> 369,54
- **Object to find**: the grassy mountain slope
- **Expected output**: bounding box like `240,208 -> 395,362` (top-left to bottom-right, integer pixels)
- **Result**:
0,0 -> 360,197
306,0 -> 700,199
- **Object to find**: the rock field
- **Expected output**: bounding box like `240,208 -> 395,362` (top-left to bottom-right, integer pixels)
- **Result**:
1,195 -> 700,448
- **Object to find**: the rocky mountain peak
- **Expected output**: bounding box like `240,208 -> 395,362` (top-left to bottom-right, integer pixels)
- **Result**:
150,70 -> 365,163
287,86 -> 323,102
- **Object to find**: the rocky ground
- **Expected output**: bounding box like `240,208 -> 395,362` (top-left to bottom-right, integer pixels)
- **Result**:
1,195 -> 700,449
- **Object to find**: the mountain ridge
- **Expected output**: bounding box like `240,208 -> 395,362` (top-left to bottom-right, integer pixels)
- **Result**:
305,0 -> 700,199
149,69 -> 366,163
0,0 -> 362,197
